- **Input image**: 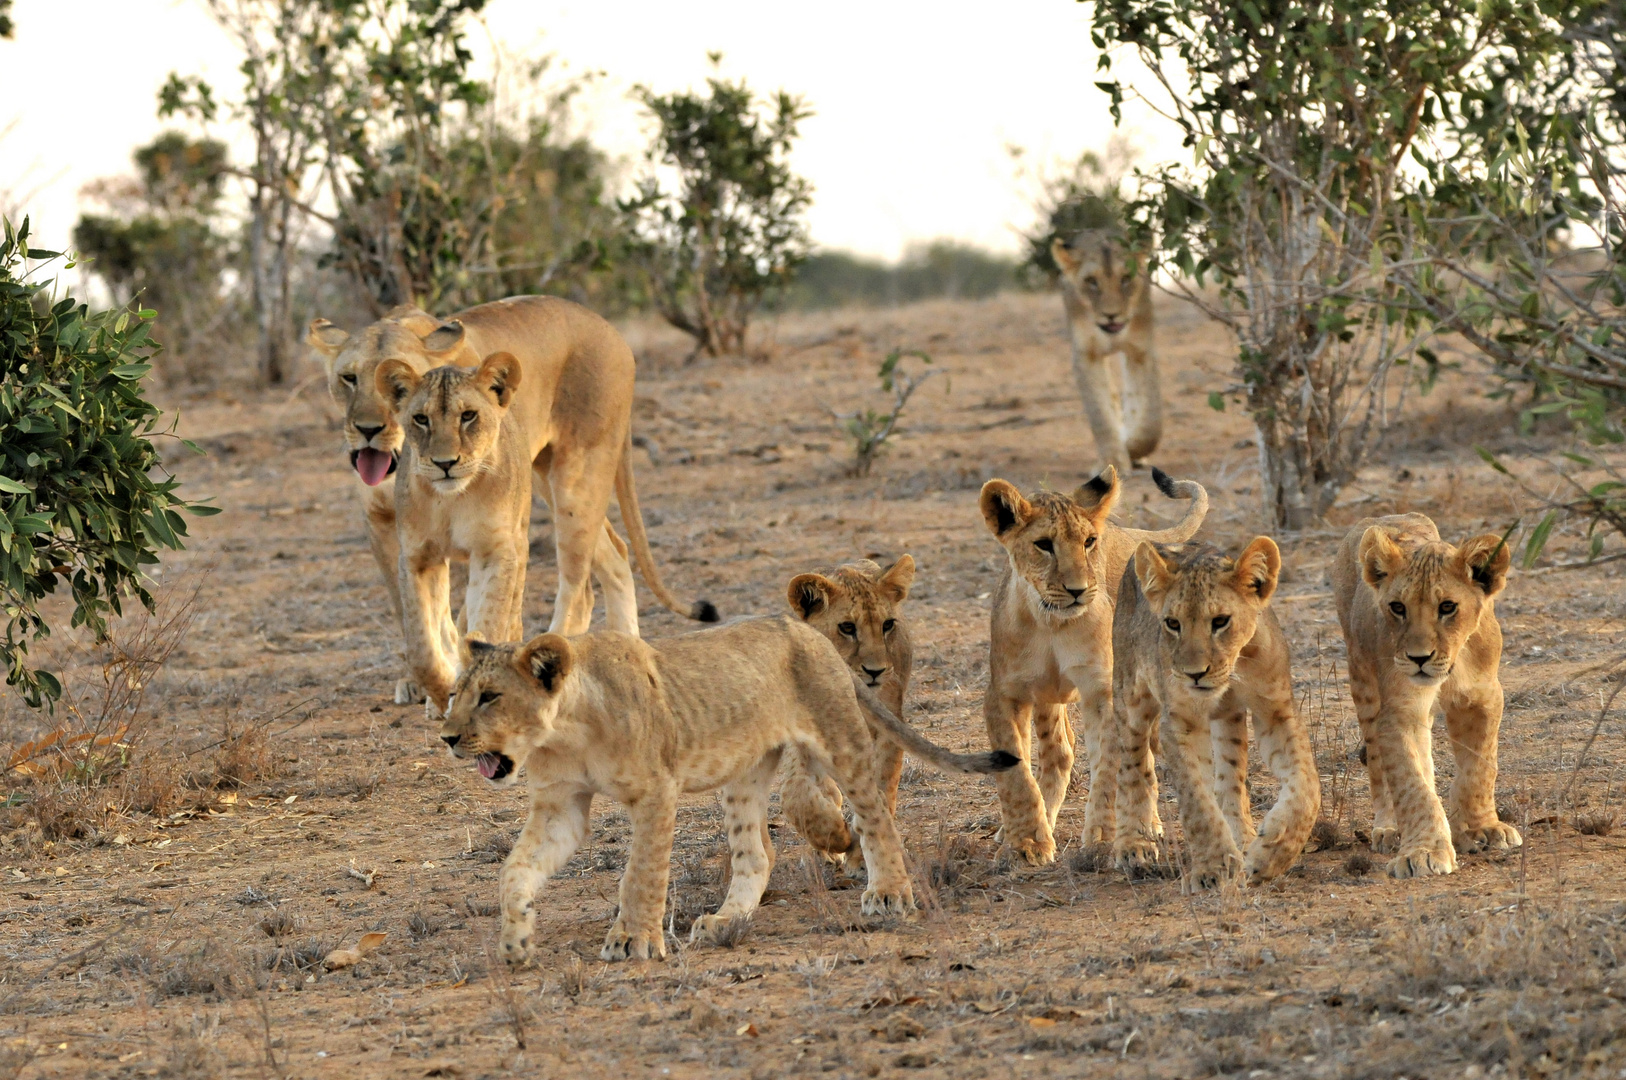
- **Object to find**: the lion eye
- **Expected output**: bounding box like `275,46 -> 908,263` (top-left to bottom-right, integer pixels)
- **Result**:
1084,536 -> 1097,550
882,619 -> 896,633
461,410 -> 478,424
838,622 -> 857,637
478,690 -> 500,706
1438,600 -> 1457,617
1164,617 -> 1180,633
1084,277 -> 1100,290
1389,601 -> 1407,618
1211,615 -> 1230,631
340,373 -> 357,386
1034,538 -> 1054,554
412,414 -> 429,428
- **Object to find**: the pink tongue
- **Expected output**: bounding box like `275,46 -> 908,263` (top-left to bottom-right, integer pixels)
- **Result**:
355,448 -> 393,486
477,753 -> 501,780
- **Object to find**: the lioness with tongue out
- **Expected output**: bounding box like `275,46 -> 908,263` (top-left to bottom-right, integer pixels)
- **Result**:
309,297 -> 716,708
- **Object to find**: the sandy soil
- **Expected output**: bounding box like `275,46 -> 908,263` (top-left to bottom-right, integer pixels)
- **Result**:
2,292 -> 1624,1079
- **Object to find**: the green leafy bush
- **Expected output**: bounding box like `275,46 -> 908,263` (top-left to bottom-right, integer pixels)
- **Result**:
838,350 -> 944,478
0,219 -> 217,707
785,242 -> 1018,311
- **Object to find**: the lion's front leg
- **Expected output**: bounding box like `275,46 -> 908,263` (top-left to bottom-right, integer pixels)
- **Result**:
398,549 -> 458,712
603,785 -> 677,961
1070,342 -> 1131,475
466,538 -> 528,645
1032,703 -> 1076,834
692,754 -> 778,946
1208,692 -> 1254,852
1065,658 -> 1118,847
1350,664 -> 1398,852
1159,702 -> 1241,890
1374,705 -> 1457,879
1441,675 -> 1520,854
1119,333 -> 1162,464
499,788 -> 592,967
1239,683 -> 1320,886
984,694 -> 1053,864
1113,672 -> 1164,873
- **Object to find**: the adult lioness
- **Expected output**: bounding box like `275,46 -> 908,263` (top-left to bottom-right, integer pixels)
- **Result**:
979,465 -> 1207,865
437,617 -> 1016,964
1052,229 -> 1161,475
1332,514 -> 1518,879
1113,538 -> 1320,888
309,299 -> 714,695
781,556 -> 917,858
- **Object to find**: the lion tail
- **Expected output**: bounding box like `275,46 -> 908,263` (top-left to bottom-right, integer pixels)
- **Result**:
851,677 -> 1018,776
1124,466 -> 1209,546
616,435 -> 720,623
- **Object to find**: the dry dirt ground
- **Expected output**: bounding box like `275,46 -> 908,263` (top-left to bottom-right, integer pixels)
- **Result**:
3,293 -> 1625,1080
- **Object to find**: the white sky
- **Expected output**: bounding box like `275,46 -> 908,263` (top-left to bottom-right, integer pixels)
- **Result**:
0,0 -> 1175,262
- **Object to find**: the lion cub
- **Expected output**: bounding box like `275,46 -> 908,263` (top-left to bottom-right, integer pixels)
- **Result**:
439,616 -> 1015,964
1113,538 -> 1320,888
979,465 -> 1207,864
1332,514 -> 1518,879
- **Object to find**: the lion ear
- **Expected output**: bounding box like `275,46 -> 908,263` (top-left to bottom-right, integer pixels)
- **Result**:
422,319 -> 466,355
1073,465 -> 1120,527
1133,540 -> 1174,602
457,632 -> 493,669
1358,526 -> 1404,589
1458,533 -> 1512,597
307,318 -> 349,359
788,573 -> 837,620
516,633 -> 572,693
389,307 -> 439,337
1233,536 -> 1281,604
374,360 -> 420,412
1050,237 -> 1082,277
878,555 -> 915,603
979,480 -> 1031,538
477,351 -> 522,407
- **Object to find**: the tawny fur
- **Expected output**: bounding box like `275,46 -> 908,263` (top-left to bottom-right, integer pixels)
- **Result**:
437,616 -> 984,965
782,557 -> 917,858
1331,514 -> 1519,879
979,465 -> 1208,865
1051,230 -> 1161,474
309,297 -> 713,702
1113,538 -> 1320,889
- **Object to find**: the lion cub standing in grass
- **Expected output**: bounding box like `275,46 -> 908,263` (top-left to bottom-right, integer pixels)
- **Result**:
781,556 -> 917,859
1333,514 -> 1519,879
979,465 -> 1207,864
1052,229 -> 1161,475
1113,538 -> 1320,888
438,616 -> 1016,965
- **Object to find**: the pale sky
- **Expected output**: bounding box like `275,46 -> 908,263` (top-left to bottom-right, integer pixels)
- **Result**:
0,0 -> 1173,262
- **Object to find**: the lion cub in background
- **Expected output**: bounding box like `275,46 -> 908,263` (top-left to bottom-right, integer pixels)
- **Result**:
1113,538 -> 1320,888
1333,514 -> 1518,879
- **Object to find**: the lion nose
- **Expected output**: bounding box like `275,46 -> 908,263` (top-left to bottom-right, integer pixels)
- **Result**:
1065,587 -> 1085,602
1186,667 -> 1210,686
1407,653 -> 1434,669
432,457 -> 460,475
441,734 -> 460,749
355,424 -> 384,441
861,665 -> 887,682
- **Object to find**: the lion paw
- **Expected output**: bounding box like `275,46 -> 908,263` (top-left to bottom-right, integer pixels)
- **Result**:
1387,841 -> 1458,879
394,678 -> 424,705
688,913 -> 749,945
1243,833 -> 1299,886
1187,850 -> 1243,891
1113,837 -> 1161,875
600,919 -> 666,962
1002,829 -> 1056,866
1452,821 -> 1522,854
860,884 -> 915,917
1370,826 -> 1401,854
500,924 -> 533,968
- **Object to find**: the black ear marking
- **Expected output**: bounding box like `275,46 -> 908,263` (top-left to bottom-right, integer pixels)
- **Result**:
992,494 -> 1018,534
1082,472 -> 1114,498
530,650 -> 564,692
797,582 -> 825,618
1470,561 -> 1495,591
468,638 -> 495,655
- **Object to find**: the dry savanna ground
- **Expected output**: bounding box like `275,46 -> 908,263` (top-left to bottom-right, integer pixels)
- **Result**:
2,293 -> 1625,1080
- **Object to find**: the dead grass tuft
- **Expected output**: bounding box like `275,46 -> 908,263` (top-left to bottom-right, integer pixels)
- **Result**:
209,720 -> 277,789
1576,810 -> 1617,836
154,943 -> 239,1000
705,913 -> 753,948
408,910 -> 445,941
1068,843 -> 1115,875
258,910 -> 299,939
1307,817 -> 1345,851
1343,851 -> 1373,876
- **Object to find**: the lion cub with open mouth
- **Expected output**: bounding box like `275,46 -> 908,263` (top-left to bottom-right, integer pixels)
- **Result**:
439,616 -> 1015,965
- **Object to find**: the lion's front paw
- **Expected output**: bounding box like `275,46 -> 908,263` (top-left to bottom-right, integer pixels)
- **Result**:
1113,836 -> 1161,876
1452,820 -> 1522,854
1387,840 -> 1458,879
1187,850 -> 1242,891
600,919 -> 666,962
500,923 -> 533,968
1001,826 -> 1056,866
1243,831 -> 1300,886
1080,811 -> 1119,847
688,913 -> 750,946
860,883 -> 915,917
394,678 -> 424,705
1370,826 -> 1401,854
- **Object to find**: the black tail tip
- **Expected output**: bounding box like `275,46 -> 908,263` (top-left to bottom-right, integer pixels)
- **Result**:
1151,466 -> 1178,498
692,599 -> 721,623
988,751 -> 1021,771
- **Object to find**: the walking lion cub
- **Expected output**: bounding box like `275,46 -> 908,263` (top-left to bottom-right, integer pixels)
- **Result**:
1332,514 -> 1518,878
438,616 -> 1015,964
1113,538 -> 1320,888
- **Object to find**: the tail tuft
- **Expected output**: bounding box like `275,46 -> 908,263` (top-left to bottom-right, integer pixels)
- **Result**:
988,751 -> 1021,771
693,599 -> 721,623
1151,466 -> 1177,499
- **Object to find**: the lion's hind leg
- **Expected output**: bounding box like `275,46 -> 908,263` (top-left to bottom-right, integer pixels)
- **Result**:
692,754 -> 777,946
780,746 -> 852,863
808,734 -> 913,917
